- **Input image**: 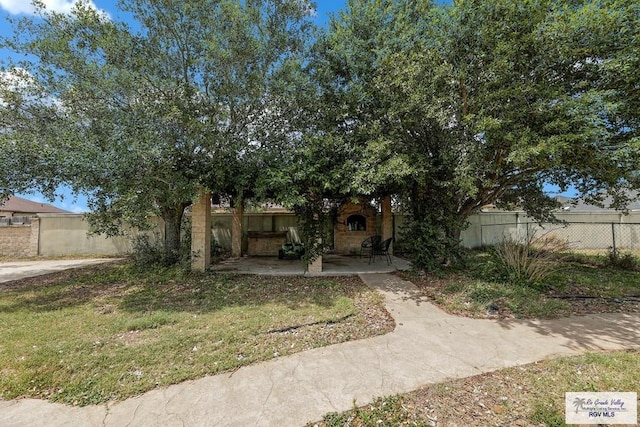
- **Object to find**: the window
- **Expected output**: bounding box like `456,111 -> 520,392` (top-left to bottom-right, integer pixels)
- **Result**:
346,214 -> 366,231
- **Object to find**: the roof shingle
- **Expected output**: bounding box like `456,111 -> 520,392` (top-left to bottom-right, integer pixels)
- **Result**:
0,195 -> 71,214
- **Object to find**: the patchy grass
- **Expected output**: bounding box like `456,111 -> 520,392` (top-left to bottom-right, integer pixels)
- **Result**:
400,250 -> 640,319
0,262 -> 393,406
311,349 -> 640,427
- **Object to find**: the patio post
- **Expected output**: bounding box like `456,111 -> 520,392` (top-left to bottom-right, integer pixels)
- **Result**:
191,191 -> 211,272
382,195 -> 393,255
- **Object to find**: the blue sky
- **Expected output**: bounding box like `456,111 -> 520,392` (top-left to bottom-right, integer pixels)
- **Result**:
1,0 -> 348,212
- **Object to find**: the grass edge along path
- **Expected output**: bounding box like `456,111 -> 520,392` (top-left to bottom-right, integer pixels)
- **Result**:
311,349 -> 640,427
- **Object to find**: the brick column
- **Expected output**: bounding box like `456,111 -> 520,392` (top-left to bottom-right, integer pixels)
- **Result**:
231,201 -> 244,258
381,195 -> 393,255
191,191 -> 211,272
28,217 -> 40,257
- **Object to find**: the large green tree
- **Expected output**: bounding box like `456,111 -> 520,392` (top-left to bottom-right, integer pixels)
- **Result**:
0,0 -> 313,262
313,0 -> 640,269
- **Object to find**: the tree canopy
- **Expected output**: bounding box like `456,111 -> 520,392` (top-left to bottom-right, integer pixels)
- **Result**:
2,0 -> 639,269
300,0 -> 640,268
0,0 -> 314,261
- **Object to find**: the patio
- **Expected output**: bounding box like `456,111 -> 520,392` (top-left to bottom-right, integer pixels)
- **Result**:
211,254 -> 411,276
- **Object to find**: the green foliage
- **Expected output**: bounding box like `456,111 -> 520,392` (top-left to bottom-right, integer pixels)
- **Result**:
605,249 -> 639,271
412,247 -> 640,318
124,312 -> 176,331
400,213 -> 465,271
130,216 -> 193,269
312,0 -> 640,265
3,0 -> 640,269
130,233 -> 189,270
293,199 -> 333,271
319,395 -> 419,427
529,402 -> 567,427
0,0 -> 314,264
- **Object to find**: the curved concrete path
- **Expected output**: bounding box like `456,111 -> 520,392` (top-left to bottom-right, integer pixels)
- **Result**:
1,273 -> 639,426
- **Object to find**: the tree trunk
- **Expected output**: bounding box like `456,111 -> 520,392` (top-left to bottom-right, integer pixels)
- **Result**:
231,196 -> 244,258
161,203 -> 189,265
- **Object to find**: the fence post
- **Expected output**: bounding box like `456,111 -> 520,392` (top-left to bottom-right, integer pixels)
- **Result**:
611,222 -> 617,256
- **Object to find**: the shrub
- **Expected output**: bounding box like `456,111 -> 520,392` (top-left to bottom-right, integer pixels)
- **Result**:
492,232 -> 569,286
400,216 -> 464,271
130,231 -> 192,269
130,233 -> 169,268
605,249 -> 638,271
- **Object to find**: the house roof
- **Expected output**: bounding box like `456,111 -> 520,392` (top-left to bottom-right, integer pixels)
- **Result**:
0,195 -> 71,214
556,192 -> 640,212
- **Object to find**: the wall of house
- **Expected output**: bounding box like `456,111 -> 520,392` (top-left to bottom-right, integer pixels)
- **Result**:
210,212 -> 300,253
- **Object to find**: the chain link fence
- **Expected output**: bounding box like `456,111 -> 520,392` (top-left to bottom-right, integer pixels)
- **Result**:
479,221 -> 640,253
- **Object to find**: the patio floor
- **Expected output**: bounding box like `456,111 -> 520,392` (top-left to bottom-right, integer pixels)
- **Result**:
211,254 -> 411,276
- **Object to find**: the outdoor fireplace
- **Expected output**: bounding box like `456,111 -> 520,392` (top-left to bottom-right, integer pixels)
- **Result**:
334,198 -> 378,255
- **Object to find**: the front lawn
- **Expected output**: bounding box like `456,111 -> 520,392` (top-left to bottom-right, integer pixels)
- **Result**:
0,262 -> 393,406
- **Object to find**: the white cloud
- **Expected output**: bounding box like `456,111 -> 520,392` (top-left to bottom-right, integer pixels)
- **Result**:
1,68 -> 63,110
1,68 -> 37,89
0,0 -> 101,16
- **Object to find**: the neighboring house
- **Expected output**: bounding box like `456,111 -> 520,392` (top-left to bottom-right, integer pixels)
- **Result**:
556,193 -> 640,212
0,195 -> 70,224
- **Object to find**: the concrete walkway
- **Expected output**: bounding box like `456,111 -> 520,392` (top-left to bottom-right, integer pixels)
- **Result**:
0,259 -> 116,284
1,273 -> 639,426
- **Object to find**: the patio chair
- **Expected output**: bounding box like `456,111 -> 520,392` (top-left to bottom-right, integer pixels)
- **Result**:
369,237 -> 393,265
360,235 -> 382,259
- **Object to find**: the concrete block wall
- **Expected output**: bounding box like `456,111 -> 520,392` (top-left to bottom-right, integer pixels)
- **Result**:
0,218 -> 39,257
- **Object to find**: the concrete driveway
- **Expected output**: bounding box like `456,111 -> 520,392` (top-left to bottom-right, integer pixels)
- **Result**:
0,259 -> 116,284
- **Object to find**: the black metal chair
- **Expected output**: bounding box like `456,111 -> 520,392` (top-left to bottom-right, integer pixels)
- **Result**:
360,235 -> 382,259
370,237 -> 393,265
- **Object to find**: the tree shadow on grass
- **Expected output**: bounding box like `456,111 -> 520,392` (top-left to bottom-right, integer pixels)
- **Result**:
0,263 -> 364,315
498,312 -> 640,352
